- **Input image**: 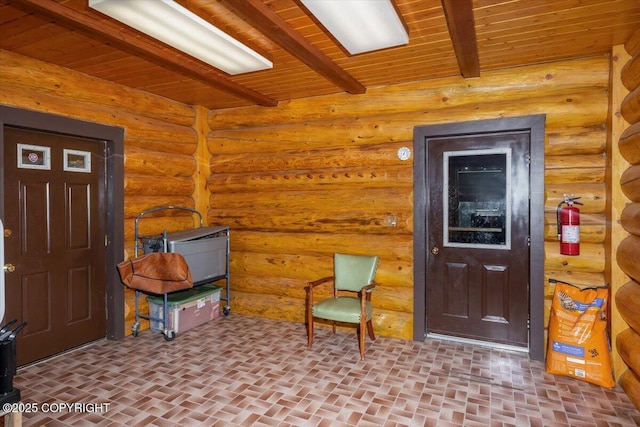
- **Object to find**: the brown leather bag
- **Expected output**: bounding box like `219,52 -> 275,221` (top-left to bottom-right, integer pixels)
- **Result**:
117,252 -> 193,294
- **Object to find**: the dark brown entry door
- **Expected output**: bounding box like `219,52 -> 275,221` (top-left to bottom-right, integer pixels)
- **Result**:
3,127 -> 106,365
426,132 -> 530,348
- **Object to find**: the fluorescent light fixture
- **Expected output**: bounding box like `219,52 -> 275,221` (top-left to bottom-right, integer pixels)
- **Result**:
301,0 -> 409,55
89,0 -> 272,75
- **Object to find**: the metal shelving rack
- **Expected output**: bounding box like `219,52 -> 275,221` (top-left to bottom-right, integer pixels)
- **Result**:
132,205 -> 230,340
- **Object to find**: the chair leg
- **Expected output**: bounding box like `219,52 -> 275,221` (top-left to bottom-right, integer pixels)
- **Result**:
307,304 -> 314,349
359,318 -> 366,360
308,319 -> 314,349
367,319 -> 376,341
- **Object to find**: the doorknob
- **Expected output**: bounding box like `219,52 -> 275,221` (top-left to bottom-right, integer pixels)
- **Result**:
3,264 -> 15,273
431,247 -> 440,255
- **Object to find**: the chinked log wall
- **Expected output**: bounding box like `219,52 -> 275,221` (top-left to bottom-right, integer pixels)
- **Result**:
614,29 -> 640,410
0,50 -> 200,335
207,56 -> 611,343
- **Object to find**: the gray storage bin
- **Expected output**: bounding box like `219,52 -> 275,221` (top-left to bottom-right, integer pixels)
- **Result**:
165,226 -> 228,283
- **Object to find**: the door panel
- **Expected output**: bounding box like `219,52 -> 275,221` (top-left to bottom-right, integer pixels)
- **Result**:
68,266 -> 91,323
22,272 -> 50,335
68,183 -> 91,249
19,181 -> 51,255
3,127 -> 106,365
482,264 -> 509,323
427,132 -> 530,348
443,262 -> 468,317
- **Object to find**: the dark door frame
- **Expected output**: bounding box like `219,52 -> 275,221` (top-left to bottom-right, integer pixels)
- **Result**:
0,105 -> 125,340
412,115 -> 545,361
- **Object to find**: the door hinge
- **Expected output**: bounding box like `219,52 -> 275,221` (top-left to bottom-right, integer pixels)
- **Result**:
104,234 -> 109,246
525,154 -> 531,165
527,236 -> 531,247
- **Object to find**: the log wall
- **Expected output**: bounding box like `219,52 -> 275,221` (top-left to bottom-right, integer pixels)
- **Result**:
613,29 -> 640,410
1,46 -> 631,382
0,50 -> 201,336
207,56 -> 612,343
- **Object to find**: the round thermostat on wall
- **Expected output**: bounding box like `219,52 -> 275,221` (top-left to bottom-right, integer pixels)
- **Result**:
397,146 -> 411,161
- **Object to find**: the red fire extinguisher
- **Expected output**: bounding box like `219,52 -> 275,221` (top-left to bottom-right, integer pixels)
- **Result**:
557,195 -> 582,256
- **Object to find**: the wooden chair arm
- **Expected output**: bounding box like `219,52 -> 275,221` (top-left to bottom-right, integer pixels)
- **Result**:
307,276 -> 334,289
359,282 -> 376,298
306,276 -> 334,305
362,282 -> 376,293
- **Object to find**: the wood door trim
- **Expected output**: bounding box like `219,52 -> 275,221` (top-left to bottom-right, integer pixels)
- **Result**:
0,105 -> 125,340
412,115 -> 545,361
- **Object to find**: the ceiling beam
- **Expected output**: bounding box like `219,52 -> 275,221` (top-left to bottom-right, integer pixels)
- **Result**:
12,0 -> 278,107
220,0 -> 366,95
440,0 -> 480,78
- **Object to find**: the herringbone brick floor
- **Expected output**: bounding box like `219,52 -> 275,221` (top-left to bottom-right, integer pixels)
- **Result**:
11,315 -> 640,426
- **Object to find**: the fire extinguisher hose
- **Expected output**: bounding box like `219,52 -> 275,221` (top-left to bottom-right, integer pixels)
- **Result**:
556,201 -> 564,241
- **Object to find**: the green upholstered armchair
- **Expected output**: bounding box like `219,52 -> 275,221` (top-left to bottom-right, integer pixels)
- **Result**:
306,253 -> 379,360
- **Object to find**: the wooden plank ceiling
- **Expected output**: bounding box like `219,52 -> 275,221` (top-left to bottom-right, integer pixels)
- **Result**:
1,0 -> 639,110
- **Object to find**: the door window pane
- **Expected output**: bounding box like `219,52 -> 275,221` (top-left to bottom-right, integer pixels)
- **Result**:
443,148 -> 511,249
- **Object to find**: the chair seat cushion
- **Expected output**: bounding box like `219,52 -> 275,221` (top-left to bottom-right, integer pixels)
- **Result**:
313,297 -> 372,323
